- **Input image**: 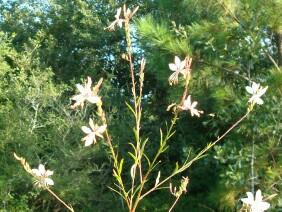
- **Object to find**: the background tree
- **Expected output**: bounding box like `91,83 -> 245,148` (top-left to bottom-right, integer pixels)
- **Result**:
136,0 -> 282,211
0,0 -> 127,210
0,0 -> 281,211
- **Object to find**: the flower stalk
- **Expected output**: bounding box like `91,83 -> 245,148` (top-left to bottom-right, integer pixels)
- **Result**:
13,153 -> 73,212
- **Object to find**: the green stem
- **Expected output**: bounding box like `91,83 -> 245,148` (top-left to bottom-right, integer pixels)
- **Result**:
139,110 -> 251,201
124,18 -> 141,208
131,111 -> 179,211
99,102 -> 130,208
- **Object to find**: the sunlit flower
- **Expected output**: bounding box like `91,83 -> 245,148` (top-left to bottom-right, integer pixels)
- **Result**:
179,95 -> 203,117
32,164 -> 54,187
115,8 -> 123,27
246,82 -> 268,105
70,77 -> 101,109
123,5 -> 131,18
106,7 -> 124,31
241,189 -> 270,212
123,4 -> 139,19
81,118 -> 107,146
168,56 -> 187,85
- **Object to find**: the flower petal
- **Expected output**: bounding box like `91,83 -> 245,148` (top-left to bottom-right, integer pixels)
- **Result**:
97,124 -> 107,134
45,170 -> 53,177
169,64 -> 177,71
38,164 -> 45,175
254,97 -> 263,105
182,100 -> 190,108
255,189 -> 263,202
246,86 -> 254,94
89,118 -> 95,131
169,71 -> 179,85
82,126 -> 92,134
95,133 -> 104,138
191,109 -> 200,117
254,201 -> 270,210
87,96 -> 101,104
115,7 -> 121,19
252,82 -> 260,92
241,198 -> 253,205
191,101 -> 198,108
86,77 -> 92,89
71,94 -> 84,101
179,60 -> 186,70
175,56 -> 181,66
45,178 -> 54,186
32,169 -> 41,176
256,86 -> 268,98
246,191 -> 255,200
187,95 -> 192,104
76,84 -> 85,94
84,136 -> 94,146
241,191 -> 255,205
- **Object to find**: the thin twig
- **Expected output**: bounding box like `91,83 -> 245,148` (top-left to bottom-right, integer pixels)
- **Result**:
139,110 -> 250,200
251,135 -> 255,194
168,196 -> 180,212
45,187 -> 74,212
219,0 -> 280,71
197,59 -> 250,82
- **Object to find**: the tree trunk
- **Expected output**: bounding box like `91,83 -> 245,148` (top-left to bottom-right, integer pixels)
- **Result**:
276,25 -> 282,67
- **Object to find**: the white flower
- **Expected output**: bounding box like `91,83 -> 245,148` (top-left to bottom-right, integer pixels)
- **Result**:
246,82 -> 268,105
179,95 -> 203,117
71,77 -> 101,109
168,56 -> 188,85
81,118 -> 107,146
32,164 -> 54,187
123,4 -> 139,19
241,189 -> 270,212
115,8 -> 123,27
106,7 -> 124,31
123,6 -> 132,18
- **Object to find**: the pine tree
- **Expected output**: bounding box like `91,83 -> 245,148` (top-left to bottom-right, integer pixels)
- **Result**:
136,0 -> 282,210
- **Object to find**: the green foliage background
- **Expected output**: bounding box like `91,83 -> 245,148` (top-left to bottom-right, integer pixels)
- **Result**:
0,0 -> 281,211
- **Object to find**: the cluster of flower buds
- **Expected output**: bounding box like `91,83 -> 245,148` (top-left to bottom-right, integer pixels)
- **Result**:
170,176 -> 189,197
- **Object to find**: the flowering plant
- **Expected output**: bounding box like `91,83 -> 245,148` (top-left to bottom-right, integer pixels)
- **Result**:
12,4 -> 274,212
32,164 -> 54,187
241,189 -> 270,212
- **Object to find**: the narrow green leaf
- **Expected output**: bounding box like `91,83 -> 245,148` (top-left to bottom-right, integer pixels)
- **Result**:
129,142 -> 137,153
166,130 -> 176,141
163,145 -> 169,153
140,138 -> 149,154
107,186 -> 126,200
113,169 -> 118,178
128,152 -> 138,163
132,184 -> 142,197
159,128 -> 163,146
161,144 -> 169,153
142,152 -> 151,166
150,160 -> 161,172
173,162 -> 179,174
125,101 -> 136,116
113,170 -> 123,185
119,158 -> 124,174
132,127 -> 139,141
